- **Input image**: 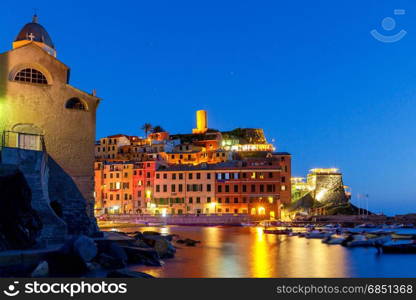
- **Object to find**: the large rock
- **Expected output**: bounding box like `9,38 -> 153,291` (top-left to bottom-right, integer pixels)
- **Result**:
96,240 -> 128,262
122,246 -> 162,266
46,251 -> 88,276
96,253 -> 126,269
142,235 -> 176,258
72,235 -> 97,262
0,165 -> 42,250
95,240 -> 128,269
31,261 -> 49,278
46,235 -> 97,276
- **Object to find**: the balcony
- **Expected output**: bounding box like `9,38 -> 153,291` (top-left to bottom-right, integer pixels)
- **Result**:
1,131 -> 45,151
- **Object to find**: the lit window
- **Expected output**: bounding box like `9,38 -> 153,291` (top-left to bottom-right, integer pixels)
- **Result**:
14,68 -> 48,84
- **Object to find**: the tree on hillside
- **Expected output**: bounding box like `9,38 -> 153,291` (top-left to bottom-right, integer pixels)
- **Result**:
141,123 -> 153,138
152,125 -> 165,133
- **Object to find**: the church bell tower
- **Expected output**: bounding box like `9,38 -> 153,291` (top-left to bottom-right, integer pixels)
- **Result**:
12,14 -> 57,57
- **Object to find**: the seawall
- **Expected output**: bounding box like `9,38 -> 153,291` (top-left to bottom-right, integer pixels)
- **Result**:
104,214 -> 260,226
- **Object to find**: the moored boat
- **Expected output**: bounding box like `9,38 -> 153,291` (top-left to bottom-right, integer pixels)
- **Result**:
322,234 -> 345,244
240,221 -> 257,227
305,230 -> 332,239
263,228 -> 292,235
391,233 -> 415,240
381,240 -> 416,254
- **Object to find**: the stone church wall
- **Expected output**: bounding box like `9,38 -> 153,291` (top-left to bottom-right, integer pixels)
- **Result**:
0,43 -> 99,234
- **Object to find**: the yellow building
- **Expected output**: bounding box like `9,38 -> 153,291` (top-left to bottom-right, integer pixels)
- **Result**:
0,15 -> 100,235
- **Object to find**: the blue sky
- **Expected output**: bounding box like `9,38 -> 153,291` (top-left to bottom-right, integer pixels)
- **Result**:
1,0 -> 415,215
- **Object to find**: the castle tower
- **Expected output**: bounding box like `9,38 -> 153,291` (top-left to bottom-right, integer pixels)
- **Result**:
192,110 -> 208,134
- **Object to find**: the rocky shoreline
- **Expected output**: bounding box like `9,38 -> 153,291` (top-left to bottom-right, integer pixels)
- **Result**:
0,231 -> 200,278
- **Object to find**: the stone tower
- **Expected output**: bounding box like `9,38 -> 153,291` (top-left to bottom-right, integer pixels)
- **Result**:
0,15 -> 100,240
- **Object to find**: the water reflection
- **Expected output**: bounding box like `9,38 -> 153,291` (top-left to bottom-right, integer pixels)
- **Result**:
108,226 -> 416,278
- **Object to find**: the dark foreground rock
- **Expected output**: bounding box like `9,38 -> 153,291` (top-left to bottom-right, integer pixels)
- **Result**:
95,238 -> 128,269
122,246 -> 162,266
0,165 -> 42,251
96,253 -> 126,269
176,238 -> 201,247
31,261 -> 49,277
107,269 -> 154,278
46,235 -> 97,275
142,235 -> 176,258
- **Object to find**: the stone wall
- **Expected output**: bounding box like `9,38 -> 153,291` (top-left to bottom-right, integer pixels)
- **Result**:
1,147 -> 97,245
311,174 -> 347,205
1,148 -> 67,244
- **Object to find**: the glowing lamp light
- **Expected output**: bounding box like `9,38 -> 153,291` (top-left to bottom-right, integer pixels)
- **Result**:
161,208 -> 167,217
268,196 -> 273,204
258,206 -> 265,215
316,189 -> 328,202
146,190 -> 152,199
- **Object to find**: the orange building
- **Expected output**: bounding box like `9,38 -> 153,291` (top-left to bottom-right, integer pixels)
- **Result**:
148,157 -> 290,218
95,134 -> 131,159
94,161 -> 134,214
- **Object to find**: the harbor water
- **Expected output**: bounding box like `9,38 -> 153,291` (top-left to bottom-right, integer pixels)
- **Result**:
110,226 -> 416,278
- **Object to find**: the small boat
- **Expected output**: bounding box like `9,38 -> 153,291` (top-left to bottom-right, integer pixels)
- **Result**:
355,223 -> 378,229
391,233 -> 415,240
240,221 -> 257,227
381,240 -> 416,254
322,235 -> 345,244
305,230 -> 332,239
324,224 -> 341,229
260,220 -> 281,227
396,224 -> 415,229
346,235 -> 391,247
263,228 -> 292,235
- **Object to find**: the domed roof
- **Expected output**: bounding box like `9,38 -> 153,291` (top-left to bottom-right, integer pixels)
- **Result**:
14,15 -> 55,49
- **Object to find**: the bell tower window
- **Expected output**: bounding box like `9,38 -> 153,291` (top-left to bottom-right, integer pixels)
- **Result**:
66,98 -> 87,111
14,68 -> 48,84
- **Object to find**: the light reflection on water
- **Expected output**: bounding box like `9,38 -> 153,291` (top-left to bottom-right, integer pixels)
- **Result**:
109,226 -> 416,278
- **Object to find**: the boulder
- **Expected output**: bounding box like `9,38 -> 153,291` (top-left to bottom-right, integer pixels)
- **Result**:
96,240 -> 128,265
46,251 -> 88,276
46,235 -> 96,276
131,239 -> 152,249
107,269 -> 154,278
133,232 -> 144,240
96,253 -> 126,270
31,261 -> 49,278
73,235 -> 97,262
142,231 -> 161,236
176,238 -> 200,247
142,235 -> 176,258
122,246 -> 162,266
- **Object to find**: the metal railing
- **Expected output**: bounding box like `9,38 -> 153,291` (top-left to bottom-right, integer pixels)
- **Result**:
1,130 -> 45,151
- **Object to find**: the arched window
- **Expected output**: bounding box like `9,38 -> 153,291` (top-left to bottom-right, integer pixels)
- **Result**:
65,98 -> 87,111
14,68 -> 48,84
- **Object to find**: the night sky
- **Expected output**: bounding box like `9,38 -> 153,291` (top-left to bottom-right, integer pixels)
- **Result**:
1,1 -> 415,215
